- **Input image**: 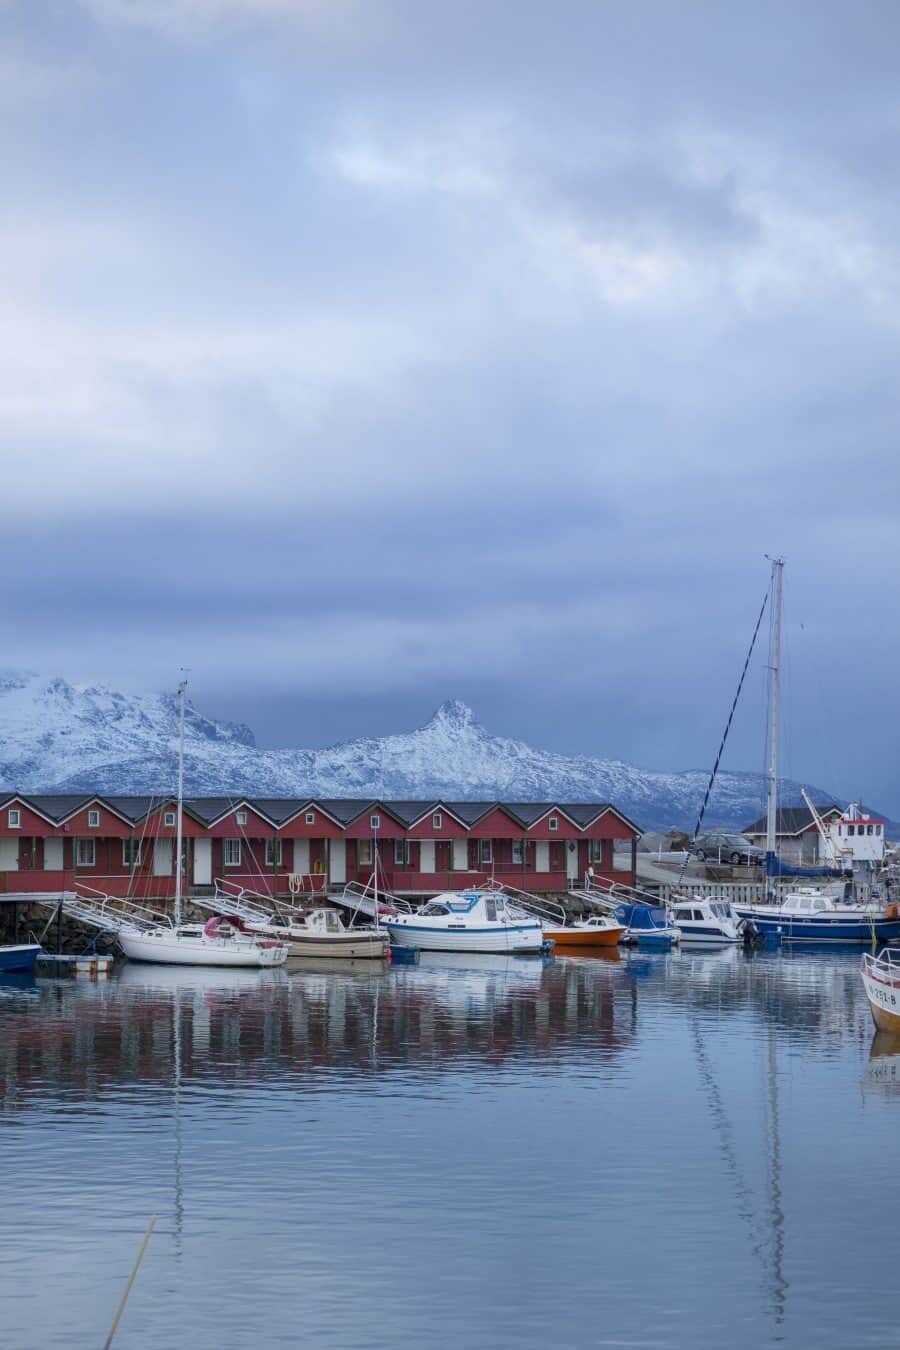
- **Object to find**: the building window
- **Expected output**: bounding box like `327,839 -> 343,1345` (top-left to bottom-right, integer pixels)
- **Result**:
512,840 -> 524,865
265,839 -> 282,867
7,809 -> 20,828
432,812 -> 442,830
76,839 -> 95,867
479,840 -> 493,865
236,810 -> 247,826
122,840 -> 142,868
87,809 -> 100,828
164,810 -> 176,827
305,812 -> 316,825
394,839 -> 410,867
589,840 -> 604,863
223,839 -> 242,867
548,816 -> 559,832
358,839 -> 373,866
370,813 -> 380,830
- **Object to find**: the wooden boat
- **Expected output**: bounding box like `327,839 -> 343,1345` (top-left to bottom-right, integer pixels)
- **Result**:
542,915 -> 625,947
861,950 -> 900,1033
250,907 -> 389,960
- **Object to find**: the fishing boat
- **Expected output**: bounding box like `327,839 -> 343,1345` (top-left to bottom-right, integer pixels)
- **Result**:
249,907 -> 389,960
861,950 -> 900,1033
736,889 -> 900,944
542,914 -> 625,948
119,914 -> 288,968
670,897 -> 745,945
117,680 -> 288,969
0,942 -> 42,973
382,889 -> 544,954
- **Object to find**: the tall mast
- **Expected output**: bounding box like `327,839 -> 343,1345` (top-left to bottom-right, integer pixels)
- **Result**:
765,558 -> 784,887
174,678 -> 187,926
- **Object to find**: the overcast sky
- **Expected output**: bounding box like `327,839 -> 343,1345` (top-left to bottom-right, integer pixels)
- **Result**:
1,1 -> 899,809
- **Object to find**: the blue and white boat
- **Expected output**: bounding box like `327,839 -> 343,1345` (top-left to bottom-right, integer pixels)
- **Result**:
613,902 -> 680,950
382,890 -> 544,954
670,896 -> 744,945
0,943 -> 42,973
734,890 -> 900,944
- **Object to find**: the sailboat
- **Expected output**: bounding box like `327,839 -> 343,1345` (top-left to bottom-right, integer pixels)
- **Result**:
733,561 -> 900,945
118,680 -> 289,969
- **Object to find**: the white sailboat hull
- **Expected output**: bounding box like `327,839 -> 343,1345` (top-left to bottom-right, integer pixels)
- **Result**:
382,922 -> 543,954
119,927 -> 288,968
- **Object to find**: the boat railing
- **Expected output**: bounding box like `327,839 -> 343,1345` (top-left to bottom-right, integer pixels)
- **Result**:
195,880 -> 276,925
573,877 -> 660,911
476,878 -> 566,926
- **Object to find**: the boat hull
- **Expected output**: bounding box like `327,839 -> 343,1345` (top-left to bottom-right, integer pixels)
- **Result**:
283,933 -> 388,960
735,908 -> 900,943
862,958 -> 900,1033
0,943 -> 42,973
382,922 -> 543,955
119,929 -> 287,968
543,925 -> 624,947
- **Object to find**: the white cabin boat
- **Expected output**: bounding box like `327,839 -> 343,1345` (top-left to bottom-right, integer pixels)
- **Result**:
249,907 -> 389,960
118,915 -> 289,968
382,890 -> 544,954
670,897 -> 744,944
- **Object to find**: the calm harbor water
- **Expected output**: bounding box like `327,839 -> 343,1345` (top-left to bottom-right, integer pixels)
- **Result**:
1,947 -> 897,1349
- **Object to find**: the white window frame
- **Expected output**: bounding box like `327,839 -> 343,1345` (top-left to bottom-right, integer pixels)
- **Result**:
512,840 -> 524,865
589,839 -> 604,863
236,810 -> 248,826
358,839 -> 373,866
432,812 -> 442,830
7,808 -> 20,829
87,809 -> 101,828
164,810 -> 176,827
265,838 -> 282,867
478,839 -> 493,865
394,839 -> 409,867
76,838 -> 96,867
122,840 -> 142,868
223,838 -> 242,867
305,812 -> 316,825
370,813 -> 380,830
548,816 -> 559,832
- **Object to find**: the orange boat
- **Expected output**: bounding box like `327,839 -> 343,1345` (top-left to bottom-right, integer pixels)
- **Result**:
543,915 -> 625,948
861,950 -> 900,1033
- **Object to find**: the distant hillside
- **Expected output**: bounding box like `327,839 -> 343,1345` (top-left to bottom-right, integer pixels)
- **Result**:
0,674 -> 850,832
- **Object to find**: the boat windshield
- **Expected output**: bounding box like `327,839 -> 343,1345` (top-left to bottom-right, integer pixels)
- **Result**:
420,902 -> 451,916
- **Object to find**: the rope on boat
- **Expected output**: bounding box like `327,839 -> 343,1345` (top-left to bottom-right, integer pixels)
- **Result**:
677,588 -> 769,886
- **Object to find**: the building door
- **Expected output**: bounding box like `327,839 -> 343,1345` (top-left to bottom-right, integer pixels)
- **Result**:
153,839 -> 173,877
535,841 -> 549,873
293,839 -> 310,876
451,839 -> 467,871
193,838 -> 212,886
420,841 -> 435,873
566,842 -> 578,882
44,838 -> 63,871
329,839 -> 346,885
0,840 -> 18,872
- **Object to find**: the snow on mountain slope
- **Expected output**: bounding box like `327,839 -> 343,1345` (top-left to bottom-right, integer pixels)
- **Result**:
0,675 -> 836,831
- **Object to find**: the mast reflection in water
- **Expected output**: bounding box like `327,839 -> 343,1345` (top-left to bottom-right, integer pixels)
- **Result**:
0,948 -> 898,1350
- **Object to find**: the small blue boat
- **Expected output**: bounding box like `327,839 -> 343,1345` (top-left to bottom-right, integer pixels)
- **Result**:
0,943 -> 42,973
614,903 -> 679,950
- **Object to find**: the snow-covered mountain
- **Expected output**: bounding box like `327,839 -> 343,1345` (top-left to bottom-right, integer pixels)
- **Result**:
0,674 -> 838,831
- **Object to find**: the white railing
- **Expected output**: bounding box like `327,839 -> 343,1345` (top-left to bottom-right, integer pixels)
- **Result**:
337,880 -> 413,917
31,883 -> 171,934
478,878 -> 566,926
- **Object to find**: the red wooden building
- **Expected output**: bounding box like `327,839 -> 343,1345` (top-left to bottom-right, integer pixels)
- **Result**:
0,794 -> 640,900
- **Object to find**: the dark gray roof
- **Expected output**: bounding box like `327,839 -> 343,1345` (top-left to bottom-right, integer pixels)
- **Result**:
743,804 -> 843,836
21,794 -> 93,822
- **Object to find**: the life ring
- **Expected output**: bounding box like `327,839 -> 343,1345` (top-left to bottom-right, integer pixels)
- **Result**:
887,903 -> 900,920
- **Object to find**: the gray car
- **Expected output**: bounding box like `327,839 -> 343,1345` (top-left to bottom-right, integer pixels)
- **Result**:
689,832 -> 766,865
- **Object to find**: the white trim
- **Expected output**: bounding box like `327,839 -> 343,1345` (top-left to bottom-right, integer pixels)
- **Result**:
87,809 -> 101,828
122,839 -> 142,868
548,816 -> 558,832
265,838 -> 283,867
164,810 -> 176,827
236,810 -> 248,826
370,813 -> 380,830
7,808 -> 20,829
305,812 -> 316,825
432,812 -> 443,830
478,839 -> 493,865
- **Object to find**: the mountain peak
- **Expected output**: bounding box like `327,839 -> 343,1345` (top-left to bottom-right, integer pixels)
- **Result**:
426,699 -> 477,730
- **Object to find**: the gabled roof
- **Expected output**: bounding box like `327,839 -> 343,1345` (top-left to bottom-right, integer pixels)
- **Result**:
23,794 -> 96,823
743,804 -> 843,836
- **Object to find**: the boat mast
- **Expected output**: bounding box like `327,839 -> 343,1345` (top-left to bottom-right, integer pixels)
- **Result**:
372,818 -> 380,934
174,678 -> 187,927
765,558 -> 784,892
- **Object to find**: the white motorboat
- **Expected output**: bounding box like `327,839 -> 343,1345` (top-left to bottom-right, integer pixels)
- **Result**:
118,915 -> 289,968
670,896 -> 745,944
249,907 -> 389,960
382,889 -> 544,954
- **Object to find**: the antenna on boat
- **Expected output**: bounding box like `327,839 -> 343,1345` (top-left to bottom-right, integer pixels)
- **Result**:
174,675 -> 187,927
764,558 -> 784,899
372,815 -> 380,934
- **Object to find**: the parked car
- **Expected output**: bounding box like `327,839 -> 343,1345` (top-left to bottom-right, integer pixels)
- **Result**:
688,833 -> 766,865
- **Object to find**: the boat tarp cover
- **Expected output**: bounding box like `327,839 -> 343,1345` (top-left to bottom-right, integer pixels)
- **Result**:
614,902 -> 669,930
764,854 -> 844,879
